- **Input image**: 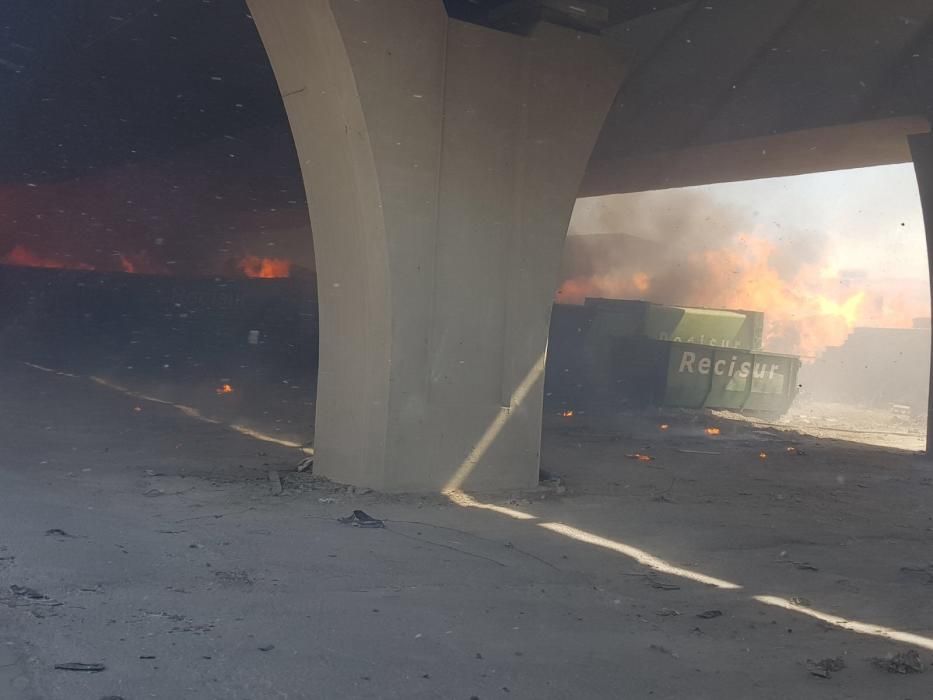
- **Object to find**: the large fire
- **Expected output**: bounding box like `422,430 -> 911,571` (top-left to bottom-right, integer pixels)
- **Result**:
557,232 -> 929,358
237,255 -> 292,279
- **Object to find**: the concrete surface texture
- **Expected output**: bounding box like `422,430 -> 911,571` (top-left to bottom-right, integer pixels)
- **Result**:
909,132 -> 933,450
582,0 -> 933,194
3,362 -> 933,699
247,0 -> 626,491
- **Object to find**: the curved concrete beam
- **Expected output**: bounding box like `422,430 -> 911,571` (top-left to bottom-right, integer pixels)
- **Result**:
249,0 -> 625,490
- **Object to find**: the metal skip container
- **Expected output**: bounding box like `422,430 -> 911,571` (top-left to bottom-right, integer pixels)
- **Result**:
546,299 -> 800,417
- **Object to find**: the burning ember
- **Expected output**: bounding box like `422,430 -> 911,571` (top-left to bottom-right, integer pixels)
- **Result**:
216,383 -> 234,396
705,427 -> 721,436
560,409 -> 575,417
625,453 -> 655,462
759,451 -> 768,460
659,423 -> 670,431
237,255 -> 291,279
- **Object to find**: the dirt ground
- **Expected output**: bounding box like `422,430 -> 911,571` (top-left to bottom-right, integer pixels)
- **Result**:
2,362 -> 933,699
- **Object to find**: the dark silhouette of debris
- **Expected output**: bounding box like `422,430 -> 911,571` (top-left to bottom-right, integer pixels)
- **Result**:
338,510 -> 385,528
806,657 -> 845,678
872,649 -> 923,674
55,662 -> 106,672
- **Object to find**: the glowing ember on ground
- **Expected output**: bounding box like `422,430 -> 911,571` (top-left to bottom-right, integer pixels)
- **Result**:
237,255 -> 291,279
759,451 -> 768,460
625,453 -> 655,462
216,384 -> 234,395
705,427 -> 721,436
560,409 -> 575,417
659,424 -> 670,431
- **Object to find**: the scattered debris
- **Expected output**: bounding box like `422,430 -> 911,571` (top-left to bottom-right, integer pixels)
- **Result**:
675,448 -> 721,455
268,470 -> 283,496
143,488 -> 164,497
647,578 -> 680,591
806,657 -> 846,678
696,610 -> 723,619
795,562 -> 819,571
55,662 -> 106,672
139,655 -> 156,660
297,456 -> 313,472
872,649 -> 924,674
649,644 -> 679,658
540,476 -> 566,495
899,564 -> 933,584
785,447 -> 807,456
318,497 -> 337,504
258,644 -> 275,652
790,596 -> 812,607
655,608 -> 681,616
625,453 -> 655,462
44,528 -> 73,537
214,569 -> 254,585
10,585 -> 46,600
338,510 -> 385,529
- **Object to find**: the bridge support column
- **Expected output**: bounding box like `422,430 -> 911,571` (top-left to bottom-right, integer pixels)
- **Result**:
248,0 -> 624,491
909,132 -> 933,453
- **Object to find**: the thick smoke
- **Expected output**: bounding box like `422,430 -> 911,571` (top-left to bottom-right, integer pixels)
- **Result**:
558,190 -> 923,357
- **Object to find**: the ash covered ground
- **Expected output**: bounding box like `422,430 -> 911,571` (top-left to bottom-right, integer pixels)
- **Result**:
1,360 -> 932,699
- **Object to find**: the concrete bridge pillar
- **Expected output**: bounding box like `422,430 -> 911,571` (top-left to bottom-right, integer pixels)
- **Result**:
247,0 -> 625,491
909,132 -> 933,452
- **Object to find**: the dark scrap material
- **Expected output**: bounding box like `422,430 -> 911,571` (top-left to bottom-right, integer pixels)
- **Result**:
806,657 -> 846,678
55,662 -> 106,672
44,528 -> 72,537
872,649 -> 924,674
338,510 -> 385,528
696,610 -> 723,619
10,585 -> 46,600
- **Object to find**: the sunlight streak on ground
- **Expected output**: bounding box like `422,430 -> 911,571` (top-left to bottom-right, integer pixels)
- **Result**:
540,521 -> 742,589
445,490 -> 539,520
754,595 -> 933,651
24,362 -> 313,454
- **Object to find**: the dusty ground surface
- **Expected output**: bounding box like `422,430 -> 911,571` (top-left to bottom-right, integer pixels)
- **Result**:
2,362 -> 933,699
777,399 -> 926,452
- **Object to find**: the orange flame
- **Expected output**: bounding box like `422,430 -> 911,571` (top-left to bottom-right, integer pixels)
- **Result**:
705,427 -> 721,436
1,244 -> 94,270
625,453 -> 655,462
556,231 -> 927,358
561,409 -> 575,417
216,384 -> 234,395
759,451 -> 768,460
659,423 -> 670,431
238,256 -> 291,279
